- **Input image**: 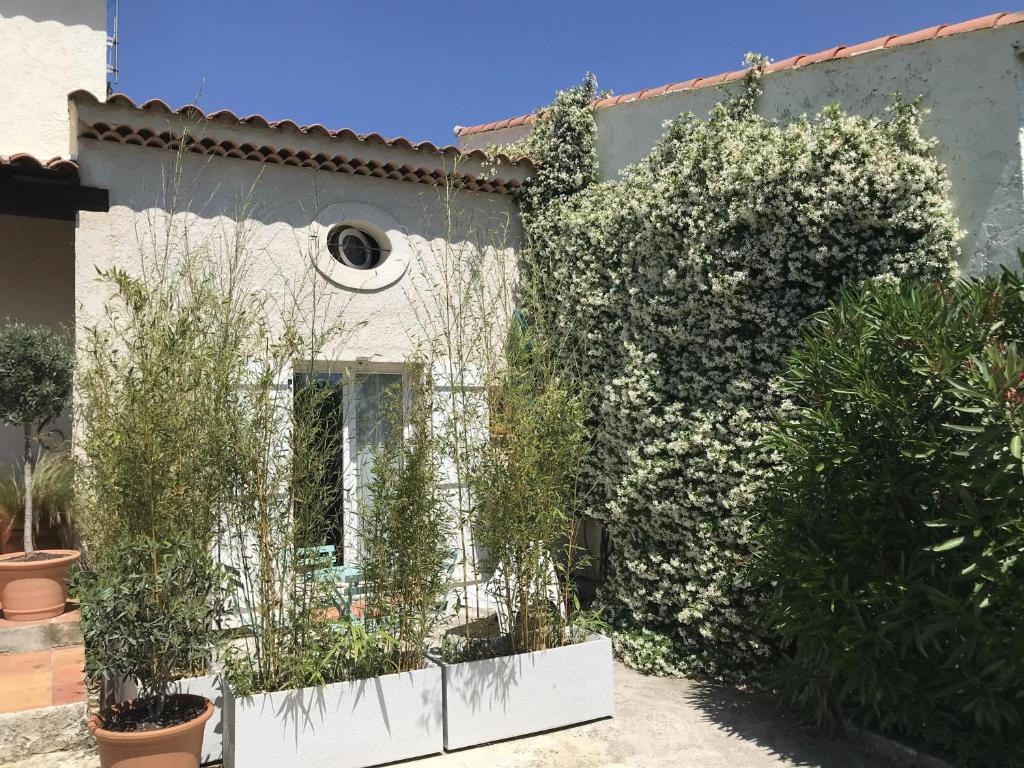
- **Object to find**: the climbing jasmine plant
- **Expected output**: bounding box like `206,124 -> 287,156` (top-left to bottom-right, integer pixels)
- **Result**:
515,61 -> 961,680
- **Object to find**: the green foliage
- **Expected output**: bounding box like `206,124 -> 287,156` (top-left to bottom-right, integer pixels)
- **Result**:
760,268 -> 1024,766
472,324 -> 589,653
519,67 -> 961,679
0,451 -> 76,547
225,613 -> 394,697
516,74 -> 600,215
611,627 -> 686,677
76,534 -> 227,707
358,376 -> 452,673
76,257 -> 262,551
0,322 -> 72,428
76,203 -> 355,698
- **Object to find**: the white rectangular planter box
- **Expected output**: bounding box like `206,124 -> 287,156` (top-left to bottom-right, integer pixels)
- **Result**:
223,664 -> 443,768
436,634 -> 614,750
113,670 -> 224,765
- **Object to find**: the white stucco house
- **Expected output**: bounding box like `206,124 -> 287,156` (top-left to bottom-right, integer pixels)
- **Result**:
0,1 -> 533,562
2,3 -> 1024,563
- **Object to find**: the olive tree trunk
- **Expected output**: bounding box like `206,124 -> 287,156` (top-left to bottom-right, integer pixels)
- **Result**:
23,422 -> 34,554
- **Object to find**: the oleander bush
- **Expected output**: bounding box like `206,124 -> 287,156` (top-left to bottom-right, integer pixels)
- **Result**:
516,65 -> 961,679
77,534 -> 227,709
760,267 -> 1024,766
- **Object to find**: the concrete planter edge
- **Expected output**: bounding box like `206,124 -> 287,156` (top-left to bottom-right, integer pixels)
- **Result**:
223,663 -> 443,768
433,633 -> 614,751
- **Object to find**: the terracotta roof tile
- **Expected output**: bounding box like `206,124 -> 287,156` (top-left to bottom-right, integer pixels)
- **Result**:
665,78 -> 699,94
700,72 -> 730,87
887,25 -> 945,48
997,10 -> 1024,25
455,11 -> 1023,137
0,153 -> 79,178
77,122 -> 524,196
937,13 -> 1005,36
70,91 -> 534,170
798,46 -> 844,66
832,35 -> 895,58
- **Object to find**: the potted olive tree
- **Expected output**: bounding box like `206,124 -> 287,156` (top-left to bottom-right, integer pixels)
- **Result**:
0,322 -> 77,622
78,534 -> 225,768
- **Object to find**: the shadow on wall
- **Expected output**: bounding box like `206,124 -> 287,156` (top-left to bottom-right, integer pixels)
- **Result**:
87,142 -> 517,251
0,0 -> 106,29
682,683 -> 888,768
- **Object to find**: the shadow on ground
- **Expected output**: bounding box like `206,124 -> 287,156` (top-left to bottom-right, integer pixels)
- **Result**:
681,681 -> 892,768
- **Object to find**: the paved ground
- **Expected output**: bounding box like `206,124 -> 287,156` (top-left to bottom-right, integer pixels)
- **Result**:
2,663 -> 894,768
407,662 -> 891,768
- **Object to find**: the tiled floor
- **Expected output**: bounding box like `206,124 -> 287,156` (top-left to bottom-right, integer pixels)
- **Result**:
0,645 -> 86,713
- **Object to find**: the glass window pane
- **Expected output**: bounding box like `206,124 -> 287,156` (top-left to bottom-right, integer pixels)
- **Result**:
353,373 -> 403,513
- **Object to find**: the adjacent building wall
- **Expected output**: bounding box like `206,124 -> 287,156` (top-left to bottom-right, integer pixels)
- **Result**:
0,0 -> 107,159
0,214 -> 75,464
461,24 -> 1024,275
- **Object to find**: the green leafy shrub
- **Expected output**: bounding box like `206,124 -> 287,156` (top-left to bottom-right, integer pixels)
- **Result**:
0,322 -> 72,553
358,376 -> 452,673
0,322 -> 72,428
760,268 -> 1024,765
472,323 -> 589,654
517,68 -> 961,679
77,534 -> 226,709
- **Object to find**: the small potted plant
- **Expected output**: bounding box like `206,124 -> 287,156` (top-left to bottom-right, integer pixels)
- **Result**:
78,534 -> 225,768
0,322 -> 77,621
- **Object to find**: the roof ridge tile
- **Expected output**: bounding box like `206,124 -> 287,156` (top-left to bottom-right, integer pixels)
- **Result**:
69,90 -> 535,169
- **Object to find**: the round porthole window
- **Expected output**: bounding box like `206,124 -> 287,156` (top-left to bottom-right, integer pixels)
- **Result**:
327,226 -> 385,270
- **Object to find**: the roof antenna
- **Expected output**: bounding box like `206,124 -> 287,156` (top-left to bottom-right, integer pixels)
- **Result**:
106,0 -> 120,96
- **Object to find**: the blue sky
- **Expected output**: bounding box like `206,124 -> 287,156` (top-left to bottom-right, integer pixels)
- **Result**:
113,1 -> 1007,146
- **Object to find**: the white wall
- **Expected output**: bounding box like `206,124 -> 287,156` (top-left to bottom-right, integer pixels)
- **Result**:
462,25 -> 1024,275
0,214 -> 75,465
0,0 -> 107,159
71,111 -> 523,570
73,146 -> 522,367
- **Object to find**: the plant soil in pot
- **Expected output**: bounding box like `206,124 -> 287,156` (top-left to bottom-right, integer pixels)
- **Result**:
0,549 -> 79,621
89,692 -> 213,768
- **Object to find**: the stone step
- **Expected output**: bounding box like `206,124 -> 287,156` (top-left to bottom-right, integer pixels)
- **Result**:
0,606 -> 82,654
0,703 -> 93,766
0,748 -> 97,768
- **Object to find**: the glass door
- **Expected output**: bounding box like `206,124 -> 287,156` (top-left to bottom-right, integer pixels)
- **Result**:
345,371 -> 405,564
292,370 -> 346,561
294,367 -> 407,565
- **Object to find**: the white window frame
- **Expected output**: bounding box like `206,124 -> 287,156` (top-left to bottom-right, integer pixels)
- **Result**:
293,360 -> 411,564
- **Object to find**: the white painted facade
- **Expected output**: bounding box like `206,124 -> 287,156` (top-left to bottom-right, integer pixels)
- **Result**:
0,0 -> 107,159
70,99 -> 526,364
0,0 -> 528,569
69,95 -> 526,562
460,23 -> 1024,275
0,0 -> 105,469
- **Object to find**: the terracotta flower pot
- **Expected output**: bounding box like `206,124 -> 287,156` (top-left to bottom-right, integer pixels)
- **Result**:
89,694 -> 213,768
0,549 -> 79,621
